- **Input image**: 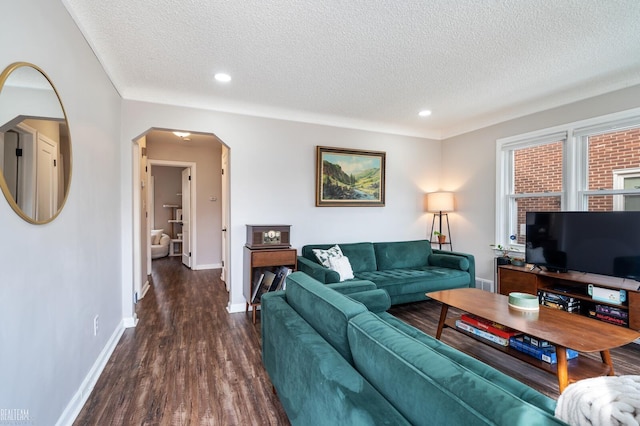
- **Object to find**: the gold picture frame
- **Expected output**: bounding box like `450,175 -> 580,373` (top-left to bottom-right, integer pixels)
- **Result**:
316,146 -> 386,207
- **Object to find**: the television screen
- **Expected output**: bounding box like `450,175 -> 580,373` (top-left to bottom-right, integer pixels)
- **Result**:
525,211 -> 640,280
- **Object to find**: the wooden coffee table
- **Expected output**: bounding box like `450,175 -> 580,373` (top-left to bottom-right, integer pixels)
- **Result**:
428,288 -> 640,392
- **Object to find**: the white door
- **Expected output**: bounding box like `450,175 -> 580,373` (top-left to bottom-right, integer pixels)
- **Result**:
4,126 -> 36,217
35,134 -> 58,221
221,146 -> 230,289
2,132 -> 18,201
181,167 -> 192,268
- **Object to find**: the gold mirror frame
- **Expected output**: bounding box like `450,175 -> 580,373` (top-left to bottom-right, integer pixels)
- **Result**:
0,62 -> 72,224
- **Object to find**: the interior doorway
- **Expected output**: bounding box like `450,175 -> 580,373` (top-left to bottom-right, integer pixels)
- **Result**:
131,129 -> 230,310
148,161 -> 196,272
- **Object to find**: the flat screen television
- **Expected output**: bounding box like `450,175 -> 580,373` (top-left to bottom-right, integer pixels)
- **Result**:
525,211 -> 640,281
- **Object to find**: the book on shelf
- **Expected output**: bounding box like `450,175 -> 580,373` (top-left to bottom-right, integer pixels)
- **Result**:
275,266 -> 293,291
595,304 -> 628,319
508,336 -> 579,364
459,314 -> 521,340
268,269 -> 284,293
522,334 -> 551,348
538,290 -> 581,312
250,272 -> 265,304
455,320 -> 509,346
251,266 -> 294,304
252,270 -> 276,303
588,311 -> 629,327
268,266 -> 288,293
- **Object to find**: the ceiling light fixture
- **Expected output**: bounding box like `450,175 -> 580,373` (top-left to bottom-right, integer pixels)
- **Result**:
418,110 -> 432,117
214,73 -> 231,83
173,131 -> 191,138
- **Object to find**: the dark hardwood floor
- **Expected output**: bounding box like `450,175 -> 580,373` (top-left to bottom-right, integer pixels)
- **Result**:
389,300 -> 640,399
74,256 -> 289,425
75,257 -> 640,424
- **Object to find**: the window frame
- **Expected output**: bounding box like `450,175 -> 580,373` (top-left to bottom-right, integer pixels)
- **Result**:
612,168 -> 640,211
496,107 -> 640,251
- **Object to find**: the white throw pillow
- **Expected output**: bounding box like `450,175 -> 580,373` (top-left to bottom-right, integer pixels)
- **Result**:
328,255 -> 354,282
151,229 -> 163,245
312,245 -> 344,268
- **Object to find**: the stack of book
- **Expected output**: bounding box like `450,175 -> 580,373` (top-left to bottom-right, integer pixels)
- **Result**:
250,266 -> 293,304
509,335 -> 579,364
538,290 -> 581,313
455,314 -> 521,347
588,304 -> 629,327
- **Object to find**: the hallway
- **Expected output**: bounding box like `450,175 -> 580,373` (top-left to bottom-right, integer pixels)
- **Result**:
74,257 -> 289,425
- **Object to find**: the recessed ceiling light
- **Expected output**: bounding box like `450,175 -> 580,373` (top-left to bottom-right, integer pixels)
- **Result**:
173,131 -> 191,138
214,73 -> 231,83
418,110 -> 432,117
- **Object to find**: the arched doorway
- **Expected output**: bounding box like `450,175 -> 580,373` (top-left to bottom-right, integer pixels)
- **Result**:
131,128 -> 230,308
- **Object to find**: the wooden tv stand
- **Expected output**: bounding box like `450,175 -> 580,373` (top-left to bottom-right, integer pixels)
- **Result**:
497,265 -> 640,331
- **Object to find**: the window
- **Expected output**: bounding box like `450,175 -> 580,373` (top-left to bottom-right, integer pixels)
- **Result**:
613,170 -> 640,211
582,127 -> 640,211
496,109 -> 640,250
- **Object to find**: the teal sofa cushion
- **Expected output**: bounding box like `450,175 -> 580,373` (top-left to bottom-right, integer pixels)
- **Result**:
347,312 -> 566,426
430,253 -> 470,271
327,280 -> 377,295
377,312 -> 558,415
285,271 -> 366,364
374,240 -> 432,270
261,292 -> 410,426
301,242 -> 377,273
356,267 -> 470,297
345,289 -> 391,313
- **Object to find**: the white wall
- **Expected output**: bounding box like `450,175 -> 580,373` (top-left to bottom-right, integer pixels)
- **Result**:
442,84 -> 640,284
1,0 -> 123,424
121,100 -> 441,312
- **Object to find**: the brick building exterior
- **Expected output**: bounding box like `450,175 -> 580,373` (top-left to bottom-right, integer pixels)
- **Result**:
511,129 -> 640,243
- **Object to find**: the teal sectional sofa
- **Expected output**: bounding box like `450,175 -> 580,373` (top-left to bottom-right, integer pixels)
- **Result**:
262,272 -> 566,426
297,240 -> 475,304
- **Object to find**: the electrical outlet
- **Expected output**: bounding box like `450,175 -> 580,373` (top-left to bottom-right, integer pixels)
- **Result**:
93,315 -> 99,336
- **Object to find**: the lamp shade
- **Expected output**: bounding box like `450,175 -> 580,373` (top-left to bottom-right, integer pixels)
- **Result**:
427,192 -> 454,213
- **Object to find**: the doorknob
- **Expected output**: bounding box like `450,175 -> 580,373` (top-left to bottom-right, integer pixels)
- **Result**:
222,228 -> 227,232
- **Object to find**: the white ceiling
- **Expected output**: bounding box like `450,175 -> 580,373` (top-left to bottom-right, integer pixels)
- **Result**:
63,0 -> 640,139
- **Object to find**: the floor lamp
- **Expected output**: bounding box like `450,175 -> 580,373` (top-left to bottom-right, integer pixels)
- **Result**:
427,192 -> 454,250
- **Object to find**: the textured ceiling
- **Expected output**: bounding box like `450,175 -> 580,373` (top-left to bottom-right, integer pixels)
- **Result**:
63,0 -> 640,139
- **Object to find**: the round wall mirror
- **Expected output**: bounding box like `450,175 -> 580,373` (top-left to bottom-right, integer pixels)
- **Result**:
0,62 -> 72,224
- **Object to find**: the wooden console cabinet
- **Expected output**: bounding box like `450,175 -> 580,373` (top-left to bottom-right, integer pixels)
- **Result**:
243,246 -> 297,323
498,265 -> 640,331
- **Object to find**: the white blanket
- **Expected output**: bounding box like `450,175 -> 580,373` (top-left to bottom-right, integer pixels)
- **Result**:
556,376 -> 640,425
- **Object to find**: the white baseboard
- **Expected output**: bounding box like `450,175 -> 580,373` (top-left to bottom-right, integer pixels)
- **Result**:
55,319 -> 126,426
193,263 -> 222,271
123,314 -> 138,328
227,302 -> 247,314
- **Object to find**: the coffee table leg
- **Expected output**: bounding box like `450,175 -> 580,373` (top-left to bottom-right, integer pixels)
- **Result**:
435,304 -> 449,340
601,350 -> 615,376
556,345 -> 568,393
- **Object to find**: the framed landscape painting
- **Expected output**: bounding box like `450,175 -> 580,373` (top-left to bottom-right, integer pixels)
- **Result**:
316,146 -> 386,207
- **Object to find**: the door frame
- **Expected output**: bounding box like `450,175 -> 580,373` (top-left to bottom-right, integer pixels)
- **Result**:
220,145 -> 230,290
130,130 -> 230,321
148,159 -> 197,268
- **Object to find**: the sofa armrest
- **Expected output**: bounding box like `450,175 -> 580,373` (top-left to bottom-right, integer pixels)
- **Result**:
261,291 -> 411,425
431,250 -> 476,288
327,280 -> 377,295
296,256 -> 340,283
346,289 -> 391,313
